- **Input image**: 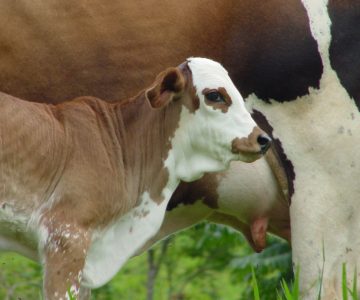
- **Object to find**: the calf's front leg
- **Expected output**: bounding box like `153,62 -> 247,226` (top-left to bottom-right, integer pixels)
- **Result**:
42,222 -> 91,300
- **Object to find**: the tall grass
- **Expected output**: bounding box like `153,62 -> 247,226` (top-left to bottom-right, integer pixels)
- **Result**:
252,264 -> 359,300
251,264 -> 298,300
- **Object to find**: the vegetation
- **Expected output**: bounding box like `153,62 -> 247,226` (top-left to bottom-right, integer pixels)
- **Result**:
0,223 -> 293,299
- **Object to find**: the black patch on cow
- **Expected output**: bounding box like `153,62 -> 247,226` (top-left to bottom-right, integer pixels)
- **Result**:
252,110 -> 295,203
167,176 -> 219,211
166,182 -> 196,211
223,0 -> 323,102
328,0 -> 360,109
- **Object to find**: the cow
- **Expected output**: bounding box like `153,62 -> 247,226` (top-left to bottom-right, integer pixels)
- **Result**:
0,0 -> 358,298
0,57 -> 270,299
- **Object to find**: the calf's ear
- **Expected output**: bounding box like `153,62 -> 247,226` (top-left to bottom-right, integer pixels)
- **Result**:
145,67 -> 185,108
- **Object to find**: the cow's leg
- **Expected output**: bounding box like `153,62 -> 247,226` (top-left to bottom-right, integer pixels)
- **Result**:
42,221 -> 91,300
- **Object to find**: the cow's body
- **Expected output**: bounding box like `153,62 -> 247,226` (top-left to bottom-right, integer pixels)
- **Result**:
0,0 -> 359,298
0,58 -> 268,299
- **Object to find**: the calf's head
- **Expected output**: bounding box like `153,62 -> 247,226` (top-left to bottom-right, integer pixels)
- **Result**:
146,57 -> 270,181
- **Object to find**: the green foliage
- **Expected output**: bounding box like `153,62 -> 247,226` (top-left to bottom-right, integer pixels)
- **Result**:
230,236 -> 292,300
0,253 -> 42,299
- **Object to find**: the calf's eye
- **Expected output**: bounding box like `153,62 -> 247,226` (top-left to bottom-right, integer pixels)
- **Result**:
205,91 -> 225,103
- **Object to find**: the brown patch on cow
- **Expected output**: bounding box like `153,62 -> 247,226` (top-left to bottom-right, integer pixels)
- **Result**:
202,87 -> 232,113
113,63 -> 198,206
144,62 -> 201,203
145,67 -> 186,109
223,0 -> 323,102
0,1 -> 234,103
265,147 -> 290,206
178,61 -> 200,113
0,0 -> 322,106
167,173 -> 222,211
231,126 -> 263,154
252,110 -> 295,203
147,168 -> 170,205
218,87 -> 232,104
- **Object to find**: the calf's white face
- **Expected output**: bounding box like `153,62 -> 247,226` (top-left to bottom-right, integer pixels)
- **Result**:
168,57 -> 270,182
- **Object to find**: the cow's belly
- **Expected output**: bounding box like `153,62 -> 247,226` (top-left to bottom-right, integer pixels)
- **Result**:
82,192 -> 169,288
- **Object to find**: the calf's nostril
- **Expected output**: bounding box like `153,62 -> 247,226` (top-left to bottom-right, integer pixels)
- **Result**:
257,134 -> 271,152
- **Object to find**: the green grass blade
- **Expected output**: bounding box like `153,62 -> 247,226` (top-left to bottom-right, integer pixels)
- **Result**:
67,287 -> 76,300
317,240 -> 326,300
251,266 -> 260,300
342,263 -> 348,300
292,265 -> 300,299
281,279 -> 293,300
277,289 -> 284,300
352,267 -> 359,300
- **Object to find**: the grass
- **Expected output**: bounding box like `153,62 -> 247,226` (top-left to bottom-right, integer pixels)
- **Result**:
251,266 -> 260,300
342,264 -> 359,300
67,287 -> 76,300
252,264 -> 360,300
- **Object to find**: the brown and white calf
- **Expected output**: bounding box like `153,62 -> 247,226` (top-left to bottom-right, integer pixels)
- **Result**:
0,57 -> 270,299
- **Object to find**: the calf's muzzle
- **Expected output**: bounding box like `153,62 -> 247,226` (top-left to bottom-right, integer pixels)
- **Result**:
231,127 -> 272,157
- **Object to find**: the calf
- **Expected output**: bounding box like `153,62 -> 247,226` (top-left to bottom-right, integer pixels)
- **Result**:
0,58 -> 270,299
